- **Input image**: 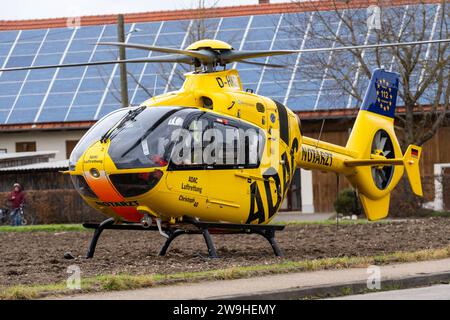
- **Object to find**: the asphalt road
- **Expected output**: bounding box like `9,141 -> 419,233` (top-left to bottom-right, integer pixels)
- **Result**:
331,284 -> 450,300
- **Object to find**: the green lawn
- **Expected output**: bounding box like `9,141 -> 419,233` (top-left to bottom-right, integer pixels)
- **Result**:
1,211 -> 449,233
0,218 -> 387,233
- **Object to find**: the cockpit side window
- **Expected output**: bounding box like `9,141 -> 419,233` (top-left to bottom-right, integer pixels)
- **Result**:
169,113 -> 265,170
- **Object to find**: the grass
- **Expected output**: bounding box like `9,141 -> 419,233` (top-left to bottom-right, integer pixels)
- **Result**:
0,224 -> 85,233
2,245 -> 450,300
1,213 -> 448,232
0,219 -> 386,233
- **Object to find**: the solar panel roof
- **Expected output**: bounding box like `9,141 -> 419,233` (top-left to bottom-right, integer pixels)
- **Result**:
0,3 -> 446,124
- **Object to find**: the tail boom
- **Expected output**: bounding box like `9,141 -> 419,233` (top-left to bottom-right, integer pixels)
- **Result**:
297,69 -> 423,220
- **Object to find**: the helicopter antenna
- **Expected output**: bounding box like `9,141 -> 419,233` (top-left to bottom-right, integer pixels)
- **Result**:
315,118 -> 326,149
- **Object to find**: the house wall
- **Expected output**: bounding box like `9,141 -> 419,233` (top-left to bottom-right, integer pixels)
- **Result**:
0,130 -> 87,160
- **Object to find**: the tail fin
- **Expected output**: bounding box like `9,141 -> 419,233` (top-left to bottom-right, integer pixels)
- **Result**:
344,69 -> 423,220
403,145 -> 423,197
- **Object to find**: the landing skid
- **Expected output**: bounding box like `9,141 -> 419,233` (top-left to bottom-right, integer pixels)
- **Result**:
82,217 -> 285,259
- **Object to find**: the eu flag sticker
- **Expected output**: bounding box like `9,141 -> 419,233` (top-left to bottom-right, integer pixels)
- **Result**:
361,69 -> 399,119
376,78 -> 394,112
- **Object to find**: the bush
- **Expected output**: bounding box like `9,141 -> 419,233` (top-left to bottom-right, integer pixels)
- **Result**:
333,188 -> 360,216
389,178 -> 423,217
0,189 -> 104,224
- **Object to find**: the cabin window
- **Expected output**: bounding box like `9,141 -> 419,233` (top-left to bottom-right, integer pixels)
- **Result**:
169,113 -> 265,170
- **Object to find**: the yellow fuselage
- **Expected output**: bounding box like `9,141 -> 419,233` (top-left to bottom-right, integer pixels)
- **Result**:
69,68 -> 417,224
70,69 -> 303,224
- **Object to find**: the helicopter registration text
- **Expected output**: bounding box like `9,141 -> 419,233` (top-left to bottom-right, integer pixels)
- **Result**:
301,146 -> 333,167
216,75 -> 240,89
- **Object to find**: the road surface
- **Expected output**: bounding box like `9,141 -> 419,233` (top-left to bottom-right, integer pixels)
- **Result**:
331,284 -> 450,300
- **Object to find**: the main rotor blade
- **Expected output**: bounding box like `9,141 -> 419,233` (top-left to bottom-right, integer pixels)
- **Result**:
221,38 -> 450,62
238,60 -> 285,68
97,42 -> 212,61
221,50 -> 296,62
0,55 -> 194,72
296,38 -> 450,54
1,38 -> 448,73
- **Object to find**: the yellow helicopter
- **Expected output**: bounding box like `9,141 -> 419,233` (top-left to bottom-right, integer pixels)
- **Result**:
2,38 -> 447,258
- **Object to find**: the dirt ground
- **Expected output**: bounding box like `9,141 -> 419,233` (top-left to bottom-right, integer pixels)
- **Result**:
1,218 -> 450,287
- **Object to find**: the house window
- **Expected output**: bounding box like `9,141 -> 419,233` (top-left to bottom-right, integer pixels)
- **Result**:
0,149 -> 7,154
16,142 -> 36,152
66,140 -> 79,159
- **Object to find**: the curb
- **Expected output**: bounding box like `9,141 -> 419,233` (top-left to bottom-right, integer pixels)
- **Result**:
212,271 -> 450,300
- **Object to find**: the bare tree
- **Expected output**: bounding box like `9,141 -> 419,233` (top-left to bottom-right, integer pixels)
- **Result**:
284,0 -> 449,147
281,0 -> 449,211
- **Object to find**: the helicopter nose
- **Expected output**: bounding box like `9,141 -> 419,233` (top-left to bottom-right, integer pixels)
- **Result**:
82,142 -> 144,222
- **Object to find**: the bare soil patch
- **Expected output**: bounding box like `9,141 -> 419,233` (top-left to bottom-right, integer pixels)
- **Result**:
1,218 -> 450,287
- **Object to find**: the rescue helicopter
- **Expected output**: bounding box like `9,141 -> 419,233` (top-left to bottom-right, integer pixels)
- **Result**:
1,37 -> 448,258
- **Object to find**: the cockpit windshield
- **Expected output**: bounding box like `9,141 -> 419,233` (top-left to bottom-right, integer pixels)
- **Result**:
107,107 -> 198,169
69,107 -> 129,170
69,106 -> 198,170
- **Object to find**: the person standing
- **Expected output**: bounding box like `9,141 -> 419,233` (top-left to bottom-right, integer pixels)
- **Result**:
7,183 -> 25,226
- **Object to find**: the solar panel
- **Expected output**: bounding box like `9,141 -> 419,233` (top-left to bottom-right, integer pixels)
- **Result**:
220,16 -> 249,30
21,80 -> 50,95
74,25 -> 103,39
0,3 -> 444,124
51,79 -> 80,93
66,105 -> 97,121
0,31 -> 19,43
8,108 -> 39,123
0,82 -> 21,96
37,107 -> 67,122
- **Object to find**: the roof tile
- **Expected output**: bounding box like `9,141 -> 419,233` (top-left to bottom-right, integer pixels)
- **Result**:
0,0 -> 437,31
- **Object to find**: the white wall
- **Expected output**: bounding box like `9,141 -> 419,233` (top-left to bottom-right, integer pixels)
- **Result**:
0,130 -> 87,160
301,169 -> 315,213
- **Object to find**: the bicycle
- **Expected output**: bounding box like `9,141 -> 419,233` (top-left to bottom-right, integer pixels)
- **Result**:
0,207 -> 9,225
1,204 -> 28,226
17,205 -> 27,226
13,204 -> 28,226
